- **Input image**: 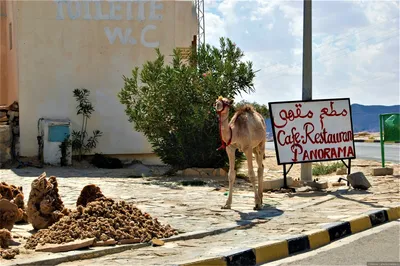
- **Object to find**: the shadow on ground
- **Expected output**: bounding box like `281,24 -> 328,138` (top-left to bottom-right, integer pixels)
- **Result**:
233,205 -> 284,226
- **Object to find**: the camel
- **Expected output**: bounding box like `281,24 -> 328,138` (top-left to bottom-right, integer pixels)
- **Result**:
214,96 -> 267,210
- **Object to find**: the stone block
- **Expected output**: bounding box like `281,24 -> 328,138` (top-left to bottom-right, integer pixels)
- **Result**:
212,169 -> 219,176
219,168 -> 228,177
176,170 -> 183,176
183,168 -> 200,176
347,172 -> 371,190
127,164 -> 153,177
0,125 -> 12,144
263,177 -> 293,191
201,168 -> 215,175
200,170 -> 209,177
371,167 -> 394,176
1,125 -> 13,164
306,181 -> 328,190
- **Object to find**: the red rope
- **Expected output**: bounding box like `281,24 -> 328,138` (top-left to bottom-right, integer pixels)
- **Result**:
217,105 -> 232,151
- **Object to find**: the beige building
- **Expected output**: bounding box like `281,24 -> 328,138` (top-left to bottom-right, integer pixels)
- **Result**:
1,0 -> 197,164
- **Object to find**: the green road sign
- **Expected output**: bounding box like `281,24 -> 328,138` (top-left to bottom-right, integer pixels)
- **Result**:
379,113 -> 400,167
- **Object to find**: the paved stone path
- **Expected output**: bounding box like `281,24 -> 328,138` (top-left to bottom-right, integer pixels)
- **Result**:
0,156 -> 399,264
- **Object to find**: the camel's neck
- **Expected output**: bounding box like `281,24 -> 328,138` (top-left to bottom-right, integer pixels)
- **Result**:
219,112 -> 231,143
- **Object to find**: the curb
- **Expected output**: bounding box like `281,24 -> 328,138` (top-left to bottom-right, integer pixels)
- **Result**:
354,139 -> 381,143
175,206 -> 400,266
3,221 -> 267,266
267,139 -> 399,144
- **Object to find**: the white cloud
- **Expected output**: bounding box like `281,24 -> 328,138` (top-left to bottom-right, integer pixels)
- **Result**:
203,0 -> 399,106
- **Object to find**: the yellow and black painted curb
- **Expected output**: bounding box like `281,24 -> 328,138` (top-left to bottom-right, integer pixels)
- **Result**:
176,206 -> 400,266
266,139 -> 399,143
353,139 -> 400,143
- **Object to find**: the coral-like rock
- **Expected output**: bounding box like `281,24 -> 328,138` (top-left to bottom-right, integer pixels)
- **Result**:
0,228 -> 11,248
0,199 -> 21,231
26,173 -> 66,230
25,187 -> 177,250
1,248 -> 19,259
0,182 -> 27,223
76,184 -> 106,207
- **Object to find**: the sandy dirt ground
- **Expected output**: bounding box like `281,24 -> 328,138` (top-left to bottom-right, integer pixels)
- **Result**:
0,150 -> 399,264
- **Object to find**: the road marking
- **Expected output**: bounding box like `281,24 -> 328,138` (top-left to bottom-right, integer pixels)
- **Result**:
265,220 -> 400,266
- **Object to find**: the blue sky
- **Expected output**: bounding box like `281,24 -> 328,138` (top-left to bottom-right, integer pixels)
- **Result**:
204,0 -> 399,106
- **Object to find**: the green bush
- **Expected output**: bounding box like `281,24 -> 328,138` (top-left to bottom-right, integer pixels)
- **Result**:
312,161 -> 344,176
118,37 -> 257,170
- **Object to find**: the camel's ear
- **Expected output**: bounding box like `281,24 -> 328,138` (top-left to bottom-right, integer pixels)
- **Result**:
228,99 -> 234,105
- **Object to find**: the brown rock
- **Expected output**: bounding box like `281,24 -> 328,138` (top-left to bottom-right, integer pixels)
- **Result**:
0,116 -> 8,122
0,183 -> 26,224
0,125 -> 12,143
35,238 -> 96,253
332,182 -> 346,187
306,181 -> 328,190
372,167 -> 394,176
118,238 -> 141,245
347,172 -> 371,190
0,228 -> 12,248
93,239 -> 117,246
219,168 -> 228,177
0,199 -> 21,230
151,238 -> 165,246
183,168 -> 200,176
1,248 -> 19,259
76,184 -> 107,207
8,101 -> 19,112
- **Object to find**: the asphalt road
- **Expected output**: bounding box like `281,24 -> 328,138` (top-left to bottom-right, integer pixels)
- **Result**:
266,142 -> 400,164
263,220 -> 400,266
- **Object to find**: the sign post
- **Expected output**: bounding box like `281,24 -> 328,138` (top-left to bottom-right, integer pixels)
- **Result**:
269,98 -> 356,189
379,113 -> 400,167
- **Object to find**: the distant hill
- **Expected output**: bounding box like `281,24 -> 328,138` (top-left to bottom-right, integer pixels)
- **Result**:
265,104 -> 400,136
350,104 -> 400,132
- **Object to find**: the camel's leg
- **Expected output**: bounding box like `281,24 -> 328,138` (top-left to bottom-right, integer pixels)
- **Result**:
222,146 -> 236,209
245,148 -> 261,210
255,142 -> 265,207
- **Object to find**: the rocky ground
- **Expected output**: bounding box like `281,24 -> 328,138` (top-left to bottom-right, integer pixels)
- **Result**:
0,150 -> 398,264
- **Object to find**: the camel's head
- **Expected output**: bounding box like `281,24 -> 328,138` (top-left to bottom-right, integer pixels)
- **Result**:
214,96 -> 233,113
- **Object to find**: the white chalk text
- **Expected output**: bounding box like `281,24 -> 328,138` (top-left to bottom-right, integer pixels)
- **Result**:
54,0 -> 163,47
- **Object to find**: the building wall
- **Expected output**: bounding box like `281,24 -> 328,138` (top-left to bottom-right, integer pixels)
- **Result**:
13,0 -> 197,157
0,0 -> 18,106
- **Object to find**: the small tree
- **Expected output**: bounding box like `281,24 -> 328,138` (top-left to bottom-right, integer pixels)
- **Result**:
70,88 -> 103,161
118,38 -> 257,170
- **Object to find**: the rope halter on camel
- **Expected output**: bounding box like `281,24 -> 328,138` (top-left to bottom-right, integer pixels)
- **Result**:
215,97 -> 233,151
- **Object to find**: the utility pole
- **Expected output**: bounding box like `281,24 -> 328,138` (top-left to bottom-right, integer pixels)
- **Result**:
301,0 -> 313,182
195,0 -> 205,48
